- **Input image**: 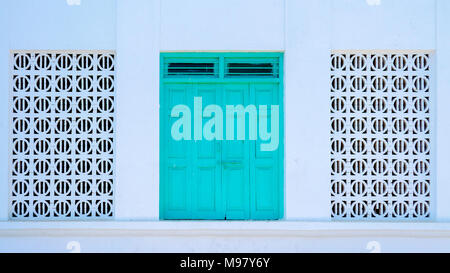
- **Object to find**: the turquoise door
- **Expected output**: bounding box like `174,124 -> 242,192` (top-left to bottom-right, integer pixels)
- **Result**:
160,53 -> 283,220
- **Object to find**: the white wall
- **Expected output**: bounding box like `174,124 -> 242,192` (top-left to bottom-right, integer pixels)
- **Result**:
5,232 -> 450,253
284,0 -> 438,220
285,0 -> 332,220
3,221 -> 450,253
0,0 -> 116,221
160,0 -> 284,51
331,0 -> 435,50
115,0 -> 285,220
2,0 -> 450,252
7,0 -> 115,50
286,0 -> 439,220
436,0 -> 450,221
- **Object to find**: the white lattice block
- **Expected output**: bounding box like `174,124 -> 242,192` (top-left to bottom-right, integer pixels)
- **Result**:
9,51 -> 115,219
330,52 -> 433,220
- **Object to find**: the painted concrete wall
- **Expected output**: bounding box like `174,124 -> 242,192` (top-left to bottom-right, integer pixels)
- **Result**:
115,0 -> 442,221
115,0 -> 160,220
160,0 -> 284,51
1,0 -> 450,252
3,221 -> 450,253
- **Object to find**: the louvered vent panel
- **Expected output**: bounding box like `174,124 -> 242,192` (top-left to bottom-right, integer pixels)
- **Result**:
330,52 -> 433,220
225,58 -> 279,78
9,51 -> 115,219
163,58 -> 219,77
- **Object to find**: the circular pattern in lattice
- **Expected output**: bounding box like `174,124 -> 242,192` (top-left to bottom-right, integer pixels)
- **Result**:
330,52 -> 432,220
10,51 -> 115,219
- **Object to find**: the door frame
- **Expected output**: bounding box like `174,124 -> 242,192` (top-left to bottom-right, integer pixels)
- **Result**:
159,52 -> 284,220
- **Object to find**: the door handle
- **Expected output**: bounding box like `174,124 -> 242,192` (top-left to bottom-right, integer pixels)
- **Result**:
222,160 -> 242,166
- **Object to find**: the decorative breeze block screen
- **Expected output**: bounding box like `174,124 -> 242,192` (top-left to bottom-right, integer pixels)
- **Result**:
10,51 -> 115,219
330,51 -> 433,220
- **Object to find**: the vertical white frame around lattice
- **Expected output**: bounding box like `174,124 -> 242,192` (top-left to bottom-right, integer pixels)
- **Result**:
330,50 -> 435,220
8,50 -> 116,220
